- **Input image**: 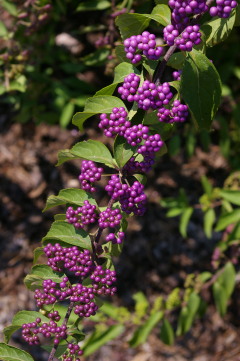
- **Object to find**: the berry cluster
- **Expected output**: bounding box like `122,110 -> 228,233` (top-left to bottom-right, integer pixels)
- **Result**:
133,81 -> 173,110
120,181 -> 147,216
123,153 -> 155,174
99,107 -> 130,137
157,100 -> 189,123
105,174 -> 128,200
209,0 -> 237,17
164,24 -> 201,51
79,160 -> 103,192
106,231 -> 125,244
90,265 -> 117,295
98,207 -> 122,228
70,284 -> 98,317
44,243 -> 94,278
66,201 -> 97,229
105,176 -> 147,215
169,0 -> 208,21
138,133 -> 164,154
118,73 -> 140,102
124,31 -> 163,64
124,124 -> 149,146
62,343 -> 83,361
34,277 -> 71,307
22,314 -> 67,346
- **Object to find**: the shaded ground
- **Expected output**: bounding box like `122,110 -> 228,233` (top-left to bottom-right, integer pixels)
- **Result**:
1,119 -> 240,361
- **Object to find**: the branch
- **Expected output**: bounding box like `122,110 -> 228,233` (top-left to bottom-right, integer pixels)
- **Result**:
47,302 -> 75,361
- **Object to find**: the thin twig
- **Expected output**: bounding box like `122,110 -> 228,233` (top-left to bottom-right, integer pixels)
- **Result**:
48,302 -> 75,361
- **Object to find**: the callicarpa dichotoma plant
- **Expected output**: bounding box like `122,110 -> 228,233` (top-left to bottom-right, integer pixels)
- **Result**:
1,0 -> 240,360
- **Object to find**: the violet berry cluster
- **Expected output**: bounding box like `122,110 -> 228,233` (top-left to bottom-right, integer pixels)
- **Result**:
44,243 -> 94,278
62,343 -> 83,361
105,175 -> 147,216
99,107 -> 130,137
61,342 -> 83,361
118,73 -> 140,102
209,0 -> 237,18
79,160 -> 103,192
106,231 -> 125,244
163,24 -> 201,51
22,312 -> 67,346
98,207 -> 122,228
124,31 -> 163,64
157,100 -> 189,123
90,265 -> 117,295
66,201 -> 97,229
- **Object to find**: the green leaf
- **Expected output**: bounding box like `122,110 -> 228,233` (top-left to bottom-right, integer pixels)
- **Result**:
99,302 -> 130,322
1,0 -> 18,16
42,221 -> 92,250
114,135 -> 136,168
33,247 -> 44,264
56,149 -> 79,166
71,140 -> 116,168
142,59 -> 159,77
73,96 -> 126,130
133,173 -> 147,184
116,6 -> 170,40
213,281 -> 228,316
218,262 -> 236,298
181,49 -> 222,130
76,0 -> 111,11
235,7 -> 240,26
201,175 -> 213,196
43,188 -> 97,212
169,80 -> 181,94
95,84 -> 118,96
3,311 -> 49,343
204,208 -> 215,238
0,21 -> 8,37
113,62 -> 140,83
129,311 -> 163,347
115,45 -> 130,63
215,209 -> 240,231
176,293 -> 200,335
160,318 -> 174,345
220,190 -> 240,206
180,207 -> 193,237
115,13 -> 150,39
176,306 -> 188,336
96,62 -> 140,96
83,324 -> 125,356
199,271 -> 212,283
201,10 -> 236,47
213,263 -> 236,316
60,102 -> 75,128
150,4 -> 171,26
167,52 -> 186,69
229,223 -> 240,241
24,265 -> 65,291
0,343 -> 34,361
57,140 -> 116,168
167,208 -> 184,217
133,292 -> 149,319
